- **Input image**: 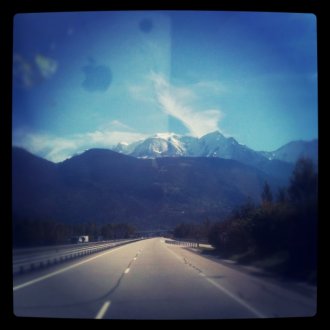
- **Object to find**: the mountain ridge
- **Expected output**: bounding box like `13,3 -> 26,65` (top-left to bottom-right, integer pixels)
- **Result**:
113,130 -> 317,165
260,139 -> 318,165
111,131 -> 316,183
12,146 -> 283,229
12,132 -> 317,229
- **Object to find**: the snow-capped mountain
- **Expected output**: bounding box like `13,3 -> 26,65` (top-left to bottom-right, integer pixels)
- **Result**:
114,140 -> 143,155
197,132 -> 264,164
110,131 -> 317,184
115,131 -> 266,166
260,139 -> 318,165
113,131 -> 317,167
130,133 -> 187,158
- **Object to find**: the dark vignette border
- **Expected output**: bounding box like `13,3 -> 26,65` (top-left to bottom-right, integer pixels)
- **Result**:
0,0 -> 323,325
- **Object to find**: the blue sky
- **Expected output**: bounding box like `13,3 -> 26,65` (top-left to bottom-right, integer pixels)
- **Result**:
12,11 -> 318,162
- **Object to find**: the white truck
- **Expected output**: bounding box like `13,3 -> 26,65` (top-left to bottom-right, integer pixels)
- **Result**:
71,235 -> 89,243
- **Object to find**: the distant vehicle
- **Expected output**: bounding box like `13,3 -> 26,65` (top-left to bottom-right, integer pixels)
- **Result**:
71,235 -> 89,243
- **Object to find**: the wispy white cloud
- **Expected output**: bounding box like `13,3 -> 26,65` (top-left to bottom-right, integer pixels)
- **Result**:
193,80 -> 227,94
127,84 -> 155,103
13,53 -> 58,89
86,130 -> 146,146
13,55 -> 33,88
100,120 -> 133,131
13,124 -> 147,163
150,72 -> 223,137
13,130 -> 79,163
35,54 -> 58,78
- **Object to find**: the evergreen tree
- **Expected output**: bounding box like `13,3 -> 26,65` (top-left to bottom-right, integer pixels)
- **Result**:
261,181 -> 273,205
276,187 -> 287,204
288,157 -> 317,206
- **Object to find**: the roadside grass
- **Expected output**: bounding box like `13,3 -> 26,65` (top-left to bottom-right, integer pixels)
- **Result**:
200,247 -> 316,284
250,251 -> 289,273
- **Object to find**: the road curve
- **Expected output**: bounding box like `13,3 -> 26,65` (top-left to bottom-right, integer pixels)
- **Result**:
13,238 -> 316,319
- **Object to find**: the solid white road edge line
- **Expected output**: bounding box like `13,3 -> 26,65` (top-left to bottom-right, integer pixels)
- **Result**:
203,276 -> 266,318
165,241 -> 266,318
95,300 -> 111,319
13,245 -> 128,291
163,243 -> 183,262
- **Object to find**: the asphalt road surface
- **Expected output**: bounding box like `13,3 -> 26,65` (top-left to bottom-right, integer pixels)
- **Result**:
13,238 -> 317,319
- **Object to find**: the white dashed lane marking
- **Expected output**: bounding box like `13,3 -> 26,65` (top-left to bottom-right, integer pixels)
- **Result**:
14,245 -> 128,291
95,300 -> 111,319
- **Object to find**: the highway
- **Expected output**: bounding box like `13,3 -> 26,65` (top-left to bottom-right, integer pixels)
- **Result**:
13,238 -> 141,275
13,238 -> 317,319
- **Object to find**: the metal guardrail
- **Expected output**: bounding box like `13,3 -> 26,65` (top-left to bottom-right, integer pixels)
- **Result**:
165,239 -> 199,248
13,238 -> 143,276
